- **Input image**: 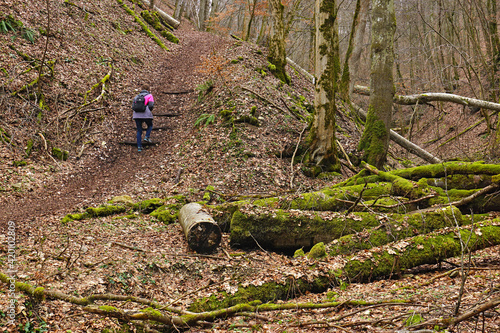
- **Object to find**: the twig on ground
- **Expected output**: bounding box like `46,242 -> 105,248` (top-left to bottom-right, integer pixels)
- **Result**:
290,125 -> 307,188
112,241 -> 146,252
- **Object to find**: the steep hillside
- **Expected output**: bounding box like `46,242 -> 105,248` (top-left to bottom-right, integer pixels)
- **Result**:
0,0 -> 357,223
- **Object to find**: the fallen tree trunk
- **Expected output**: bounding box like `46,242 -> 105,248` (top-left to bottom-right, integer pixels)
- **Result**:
230,205 -> 464,251
211,163 -> 500,233
179,203 -> 222,253
0,271 -> 411,329
142,0 -> 180,28
328,205 -> 464,256
354,85 -> 500,112
196,220 -> 500,312
391,161 -> 500,180
342,221 -> 500,282
230,207 -> 383,250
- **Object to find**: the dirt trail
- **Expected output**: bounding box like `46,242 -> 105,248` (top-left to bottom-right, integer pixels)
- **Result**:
1,29 -> 223,229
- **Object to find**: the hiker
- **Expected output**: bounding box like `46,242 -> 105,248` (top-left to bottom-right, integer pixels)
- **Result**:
132,89 -> 155,152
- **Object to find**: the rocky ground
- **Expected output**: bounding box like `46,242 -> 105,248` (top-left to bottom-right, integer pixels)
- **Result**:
0,0 -> 499,332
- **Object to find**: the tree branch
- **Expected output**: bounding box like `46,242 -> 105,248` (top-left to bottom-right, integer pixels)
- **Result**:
351,102 -> 442,164
354,85 -> 500,112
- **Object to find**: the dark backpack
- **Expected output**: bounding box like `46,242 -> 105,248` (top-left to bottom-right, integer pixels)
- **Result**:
132,92 -> 148,112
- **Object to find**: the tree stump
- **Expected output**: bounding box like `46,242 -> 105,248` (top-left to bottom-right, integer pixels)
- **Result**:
178,203 -> 221,253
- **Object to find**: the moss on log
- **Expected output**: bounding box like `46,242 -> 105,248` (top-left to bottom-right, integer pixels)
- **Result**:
60,196 -> 186,223
328,205 -> 464,255
141,10 -> 179,44
425,174 -> 494,190
133,198 -> 165,213
427,186 -> 500,213
342,221 -> 500,282
116,0 -> 169,51
255,182 -> 395,212
230,206 -> 384,250
230,205 -> 469,252
391,161 -> 500,180
86,205 -> 128,218
337,162 -> 500,188
189,275 -> 331,312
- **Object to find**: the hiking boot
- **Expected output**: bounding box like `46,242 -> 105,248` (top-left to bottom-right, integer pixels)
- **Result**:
138,147 -> 143,152
144,137 -> 151,143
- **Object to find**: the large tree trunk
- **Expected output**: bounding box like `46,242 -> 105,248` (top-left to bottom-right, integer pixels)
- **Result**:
308,0 -> 340,173
178,203 -> 222,253
358,0 -> 396,168
267,0 -> 290,84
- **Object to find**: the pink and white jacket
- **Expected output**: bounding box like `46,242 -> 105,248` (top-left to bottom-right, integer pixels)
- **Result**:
132,91 -> 155,119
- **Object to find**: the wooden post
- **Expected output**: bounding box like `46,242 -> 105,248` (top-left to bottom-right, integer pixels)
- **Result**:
178,203 -> 221,253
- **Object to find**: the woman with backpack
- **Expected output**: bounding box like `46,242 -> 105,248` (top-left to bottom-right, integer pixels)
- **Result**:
132,89 -> 154,152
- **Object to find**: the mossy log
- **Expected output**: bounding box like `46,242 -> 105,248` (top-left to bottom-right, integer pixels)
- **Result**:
230,206 -> 381,250
251,183 -> 493,214
0,271 -> 408,329
230,205 -> 465,252
362,162 -> 435,199
211,169 -> 499,235
339,161 -> 500,187
141,0 -> 180,28
391,161 -> 500,180
424,173 -> 494,190
140,10 -> 179,44
342,221 -> 500,282
116,0 -> 169,51
60,196 -> 186,223
178,203 -> 222,253
328,206 -> 465,256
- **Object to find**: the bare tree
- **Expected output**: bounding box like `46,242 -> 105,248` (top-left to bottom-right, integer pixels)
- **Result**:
358,0 -> 396,168
308,0 -> 340,172
267,0 -> 290,84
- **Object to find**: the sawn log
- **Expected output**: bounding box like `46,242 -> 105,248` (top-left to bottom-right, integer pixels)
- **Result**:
178,203 -> 222,253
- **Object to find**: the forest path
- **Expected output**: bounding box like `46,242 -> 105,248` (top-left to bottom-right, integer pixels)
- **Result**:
0,28 -> 224,230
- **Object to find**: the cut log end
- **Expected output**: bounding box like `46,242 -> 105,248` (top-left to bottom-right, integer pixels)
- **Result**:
187,221 -> 222,253
179,203 -> 222,253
